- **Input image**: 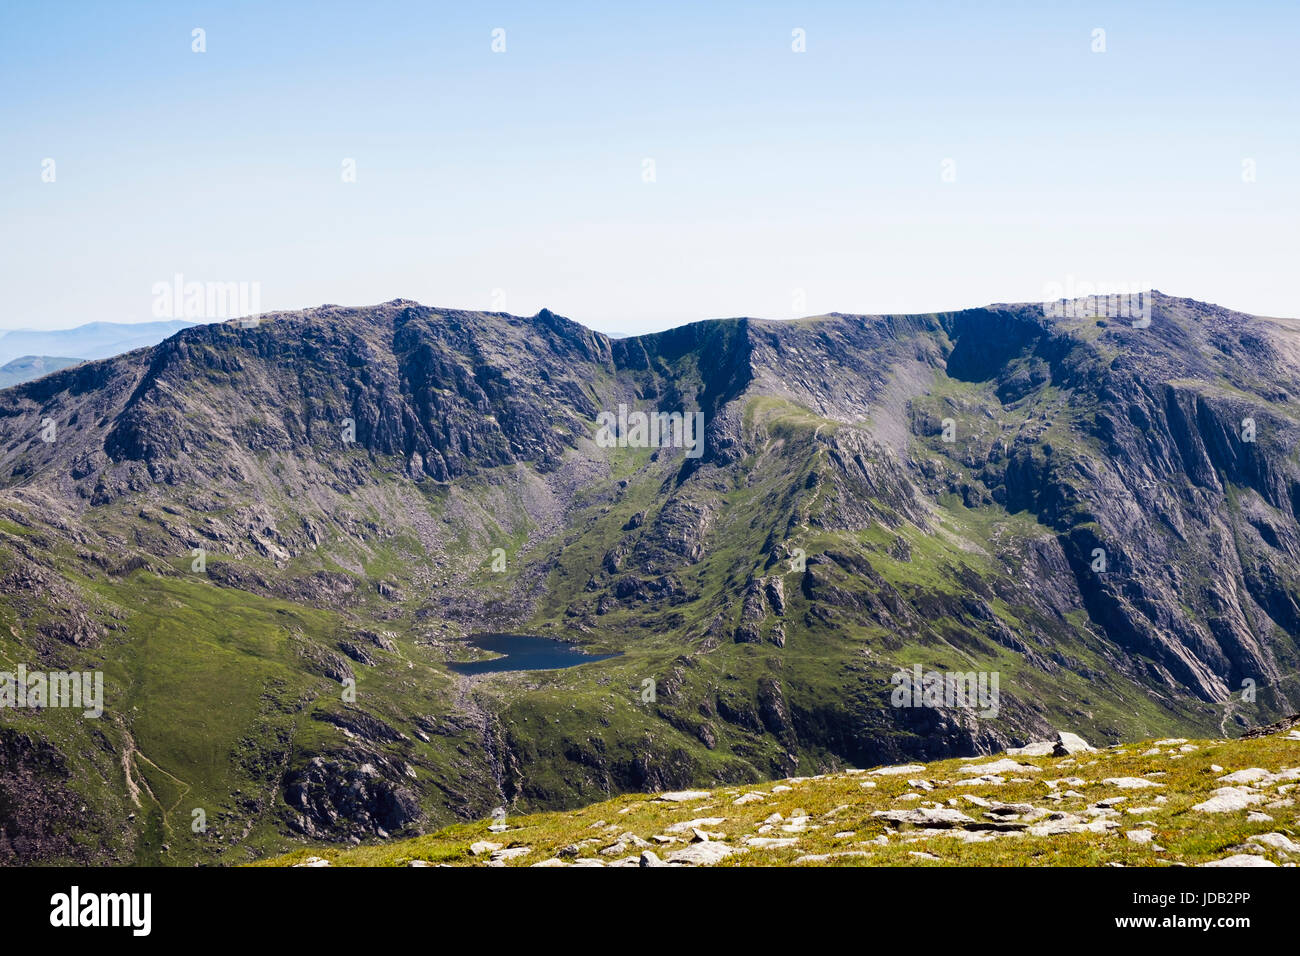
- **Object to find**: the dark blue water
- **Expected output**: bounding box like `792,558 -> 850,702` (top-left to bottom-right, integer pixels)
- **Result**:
447,633 -> 621,674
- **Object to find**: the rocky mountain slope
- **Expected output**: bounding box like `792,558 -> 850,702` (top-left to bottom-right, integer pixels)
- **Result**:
261,717 -> 1300,867
0,292 -> 1297,865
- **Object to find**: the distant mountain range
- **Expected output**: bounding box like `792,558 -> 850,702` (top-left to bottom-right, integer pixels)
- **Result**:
0,356 -> 84,388
0,320 -> 196,383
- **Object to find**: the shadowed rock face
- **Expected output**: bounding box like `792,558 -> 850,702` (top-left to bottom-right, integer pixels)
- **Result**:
0,728 -> 96,865
0,291 -> 1297,863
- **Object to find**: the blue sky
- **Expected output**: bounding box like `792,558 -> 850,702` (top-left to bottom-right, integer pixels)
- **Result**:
2,0 -> 1297,334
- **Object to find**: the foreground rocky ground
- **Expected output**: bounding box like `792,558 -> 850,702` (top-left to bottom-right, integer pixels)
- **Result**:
262,717 -> 1300,867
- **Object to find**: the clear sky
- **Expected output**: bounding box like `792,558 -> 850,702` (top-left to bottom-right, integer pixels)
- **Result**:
2,1 -> 1297,334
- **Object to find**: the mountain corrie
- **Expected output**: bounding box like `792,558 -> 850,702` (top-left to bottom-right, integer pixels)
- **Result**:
594,404 -> 706,458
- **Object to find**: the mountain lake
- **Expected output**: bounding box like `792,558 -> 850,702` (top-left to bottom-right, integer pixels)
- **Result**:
447,633 -> 621,674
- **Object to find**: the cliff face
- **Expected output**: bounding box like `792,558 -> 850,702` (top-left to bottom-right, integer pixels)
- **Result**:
1,302 -> 613,493
0,292 -> 1297,864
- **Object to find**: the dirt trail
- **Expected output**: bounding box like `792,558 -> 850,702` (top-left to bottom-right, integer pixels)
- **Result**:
121,729 -> 192,817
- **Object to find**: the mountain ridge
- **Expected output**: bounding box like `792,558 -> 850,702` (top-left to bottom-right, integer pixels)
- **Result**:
0,290 -> 1297,865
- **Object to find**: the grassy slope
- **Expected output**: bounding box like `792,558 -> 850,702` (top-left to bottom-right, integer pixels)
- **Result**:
0,478 -> 495,864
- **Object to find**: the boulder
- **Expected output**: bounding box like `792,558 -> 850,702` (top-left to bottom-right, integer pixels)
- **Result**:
666,842 -> 735,866
1251,832 -> 1299,852
1053,732 -> 1097,756
665,817 -> 726,834
1192,787 -> 1267,813
745,837 -> 799,848
1007,740 -> 1056,757
868,764 -> 926,776
958,758 -> 1040,775
1218,768 -> 1273,785
870,807 -> 976,828
1102,777 -> 1164,789
1200,854 -> 1277,867
656,790 -> 711,802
